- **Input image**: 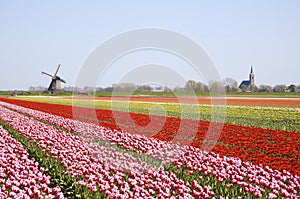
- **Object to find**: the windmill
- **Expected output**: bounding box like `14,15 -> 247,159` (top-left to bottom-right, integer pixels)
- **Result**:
41,64 -> 66,93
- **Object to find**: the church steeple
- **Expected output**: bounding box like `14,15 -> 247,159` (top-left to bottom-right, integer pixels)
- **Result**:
249,65 -> 254,85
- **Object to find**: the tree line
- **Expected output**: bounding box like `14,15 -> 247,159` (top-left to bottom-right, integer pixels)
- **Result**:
29,78 -> 300,93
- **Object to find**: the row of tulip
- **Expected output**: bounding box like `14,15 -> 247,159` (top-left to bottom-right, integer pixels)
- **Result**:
0,104 -> 211,198
6,97 -> 300,132
10,96 -> 300,108
0,125 -> 64,198
88,96 -> 300,108
107,100 -> 300,132
1,101 -> 300,198
2,99 -> 299,176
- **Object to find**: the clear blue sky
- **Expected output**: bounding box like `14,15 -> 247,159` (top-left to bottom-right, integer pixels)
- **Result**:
0,0 -> 300,90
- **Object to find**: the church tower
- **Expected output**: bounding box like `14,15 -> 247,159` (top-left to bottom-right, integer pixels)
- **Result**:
249,66 -> 254,85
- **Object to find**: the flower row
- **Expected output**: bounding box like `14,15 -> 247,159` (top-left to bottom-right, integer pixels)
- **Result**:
2,102 -> 299,198
2,99 -> 299,176
0,105 -> 210,198
0,125 -> 64,198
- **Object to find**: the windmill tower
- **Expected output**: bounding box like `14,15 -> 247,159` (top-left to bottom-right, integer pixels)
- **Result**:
41,64 -> 66,93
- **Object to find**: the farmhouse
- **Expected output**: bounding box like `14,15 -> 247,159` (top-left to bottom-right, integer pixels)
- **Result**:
239,66 -> 255,92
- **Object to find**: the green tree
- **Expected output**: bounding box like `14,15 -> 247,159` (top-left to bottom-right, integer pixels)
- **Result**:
223,78 -> 238,92
288,84 -> 296,92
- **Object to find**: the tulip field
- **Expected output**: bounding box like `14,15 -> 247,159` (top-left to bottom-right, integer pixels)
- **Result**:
0,97 -> 299,198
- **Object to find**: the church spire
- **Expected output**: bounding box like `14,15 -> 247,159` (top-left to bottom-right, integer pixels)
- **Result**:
249,65 -> 254,84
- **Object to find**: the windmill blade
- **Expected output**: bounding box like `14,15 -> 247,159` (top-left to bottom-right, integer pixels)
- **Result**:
41,71 -> 54,78
56,76 -> 66,83
53,64 -> 61,78
48,79 -> 56,91
60,78 -> 66,83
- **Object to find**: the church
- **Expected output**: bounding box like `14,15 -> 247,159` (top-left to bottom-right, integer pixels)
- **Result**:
239,66 -> 255,92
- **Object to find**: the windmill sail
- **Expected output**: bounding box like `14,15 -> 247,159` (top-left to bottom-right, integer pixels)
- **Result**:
53,64 -> 61,78
41,72 -> 54,78
48,79 -> 56,91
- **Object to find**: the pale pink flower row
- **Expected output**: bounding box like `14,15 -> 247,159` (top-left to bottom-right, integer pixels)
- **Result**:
0,126 -> 64,199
